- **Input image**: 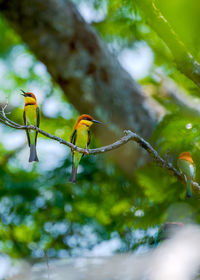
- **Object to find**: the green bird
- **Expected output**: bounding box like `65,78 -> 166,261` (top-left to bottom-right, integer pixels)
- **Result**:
177,152 -> 195,197
21,90 -> 40,162
69,114 -> 102,183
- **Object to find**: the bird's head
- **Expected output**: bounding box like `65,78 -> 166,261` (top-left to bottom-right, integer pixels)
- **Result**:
21,90 -> 37,104
178,152 -> 194,164
75,114 -> 102,129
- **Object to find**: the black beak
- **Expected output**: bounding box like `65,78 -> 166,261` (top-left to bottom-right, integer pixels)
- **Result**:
20,89 -> 27,97
92,119 -> 102,124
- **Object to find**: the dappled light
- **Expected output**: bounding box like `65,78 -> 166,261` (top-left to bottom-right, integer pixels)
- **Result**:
0,0 -> 200,279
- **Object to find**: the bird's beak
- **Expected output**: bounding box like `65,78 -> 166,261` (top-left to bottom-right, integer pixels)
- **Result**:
92,119 -> 102,124
20,89 -> 27,97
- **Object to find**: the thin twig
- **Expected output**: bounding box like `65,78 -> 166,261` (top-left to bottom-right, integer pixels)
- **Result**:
0,108 -> 199,192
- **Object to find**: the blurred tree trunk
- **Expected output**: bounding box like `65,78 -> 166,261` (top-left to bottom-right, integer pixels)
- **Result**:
0,0 -> 164,173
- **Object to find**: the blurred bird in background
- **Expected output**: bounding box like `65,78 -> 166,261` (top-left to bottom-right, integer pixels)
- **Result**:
177,152 -> 195,197
21,90 -> 40,162
69,114 -> 102,183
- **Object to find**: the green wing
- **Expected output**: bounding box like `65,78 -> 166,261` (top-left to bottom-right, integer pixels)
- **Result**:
87,130 -> 91,147
35,107 -> 40,145
177,159 -> 195,179
82,131 -> 90,158
70,129 -> 77,145
70,129 -> 77,163
36,107 -> 40,128
23,110 -> 30,147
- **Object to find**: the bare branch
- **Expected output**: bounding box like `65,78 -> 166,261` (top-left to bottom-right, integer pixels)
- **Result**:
0,0 -> 166,175
0,108 -> 199,193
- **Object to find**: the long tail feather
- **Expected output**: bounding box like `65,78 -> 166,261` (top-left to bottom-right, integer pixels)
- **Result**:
69,164 -> 77,184
186,179 -> 192,198
29,144 -> 39,162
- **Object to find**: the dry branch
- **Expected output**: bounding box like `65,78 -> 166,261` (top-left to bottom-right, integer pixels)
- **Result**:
0,0 -> 165,176
0,107 -> 199,193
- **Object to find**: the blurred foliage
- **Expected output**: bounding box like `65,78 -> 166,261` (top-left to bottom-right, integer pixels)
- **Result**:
1,0 -> 200,259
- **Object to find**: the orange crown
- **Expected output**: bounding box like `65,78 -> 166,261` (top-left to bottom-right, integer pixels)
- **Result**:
74,114 -> 93,129
26,92 -> 36,100
179,152 -> 193,164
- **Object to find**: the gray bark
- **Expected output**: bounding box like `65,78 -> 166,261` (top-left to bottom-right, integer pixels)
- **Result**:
0,0 -> 164,172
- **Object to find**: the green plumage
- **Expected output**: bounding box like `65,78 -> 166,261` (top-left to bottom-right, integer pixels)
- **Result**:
69,125 -> 90,183
177,159 -> 195,197
23,105 -> 40,162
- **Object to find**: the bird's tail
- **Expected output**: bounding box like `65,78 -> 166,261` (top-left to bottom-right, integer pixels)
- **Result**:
69,163 -> 77,184
186,178 -> 193,198
29,144 -> 39,162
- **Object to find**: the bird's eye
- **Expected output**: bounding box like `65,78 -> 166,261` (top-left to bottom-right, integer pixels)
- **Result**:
84,117 -> 92,121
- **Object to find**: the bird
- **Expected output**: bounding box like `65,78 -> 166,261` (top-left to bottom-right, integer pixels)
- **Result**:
177,152 -> 195,198
21,90 -> 40,162
69,114 -> 102,183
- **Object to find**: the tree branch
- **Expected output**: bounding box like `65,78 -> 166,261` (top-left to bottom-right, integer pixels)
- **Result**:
0,0 -> 166,175
135,0 -> 200,87
0,108 -> 199,193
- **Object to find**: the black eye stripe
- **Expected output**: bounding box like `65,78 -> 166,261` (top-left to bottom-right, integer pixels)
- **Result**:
83,117 -> 92,121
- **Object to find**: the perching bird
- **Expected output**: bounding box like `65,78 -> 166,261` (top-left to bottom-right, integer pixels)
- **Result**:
21,90 -> 40,162
177,152 -> 195,198
69,114 -> 102,183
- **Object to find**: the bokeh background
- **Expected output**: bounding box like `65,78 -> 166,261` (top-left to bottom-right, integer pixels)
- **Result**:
0,0 -> 200,262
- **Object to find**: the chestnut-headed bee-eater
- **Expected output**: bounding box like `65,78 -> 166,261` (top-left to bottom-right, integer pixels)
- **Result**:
21,90 -> 40,162
69,114 -> 102,183
177,152 -> 195,197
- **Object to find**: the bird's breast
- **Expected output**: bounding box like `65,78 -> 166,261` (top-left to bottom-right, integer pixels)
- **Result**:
24,105 -> 37,125
76,127 -> 89,148
177,159 -> 195,179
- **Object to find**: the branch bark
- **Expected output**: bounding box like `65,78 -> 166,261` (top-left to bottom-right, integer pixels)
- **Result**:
135,0 -> 200,87
0,109 -> 199,193
0,0 -> 165,174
